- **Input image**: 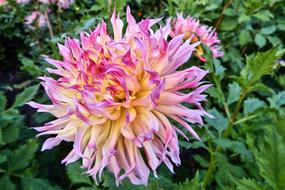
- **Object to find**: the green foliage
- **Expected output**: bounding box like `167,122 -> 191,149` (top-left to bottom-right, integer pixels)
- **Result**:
8,139 -> 38,172
236,179 -> 266,190
240,49 -> 281,86
256,128 -> 285,190
21,177 -> 61,190
0,175 -> 16,190
11,84 -> 39,109
66,162 -> 93,186
177,172 -> 204,190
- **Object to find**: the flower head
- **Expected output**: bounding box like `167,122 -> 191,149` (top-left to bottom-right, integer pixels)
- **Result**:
29,7 -> 211,185
171,14 -> 224,62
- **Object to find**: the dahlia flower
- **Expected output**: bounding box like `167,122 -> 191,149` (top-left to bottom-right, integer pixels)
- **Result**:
171,13 -> 224,62
29,7 -> 212,185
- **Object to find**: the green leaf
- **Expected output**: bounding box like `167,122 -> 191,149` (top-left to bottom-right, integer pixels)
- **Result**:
256,129 -> 285,190
11,84 -> 39,108
0,175 -> 16,190
268,91 -> 285,109
0,91 -> 7,112
243,98 -> 266,114
0,153 -> 7,164
8,139 -> 38,172
21,177 -> 62,190
220,19 -> 237,31
77,188 -> 97,190
254,34 -> 266,48
213,59 -> 225,79
213,139 -> 253,161
227,82 -> 241,105
66,161 -> 93,185
206,88 -> 223,104
241,49 -> 281,85
206,109 -> 228,136
253,10 -> 273,22
20,57 -> 42,76
239,30 -> 252,46
236,178 -> 266,190
215,153 -> 246,189
249,82 -> 274,94
177,171 -> 204,190
260,25 -> 276,35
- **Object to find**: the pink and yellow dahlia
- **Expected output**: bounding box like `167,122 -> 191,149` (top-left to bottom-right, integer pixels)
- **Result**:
171,13 -> 224,62
29,7 -> 212,185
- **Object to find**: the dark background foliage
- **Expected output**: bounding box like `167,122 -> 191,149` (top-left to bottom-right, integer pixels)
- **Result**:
0,0 -> 285,189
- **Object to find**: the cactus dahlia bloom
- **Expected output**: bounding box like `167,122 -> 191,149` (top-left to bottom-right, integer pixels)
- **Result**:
29,7 -> 212,185
171,14 -> 224,62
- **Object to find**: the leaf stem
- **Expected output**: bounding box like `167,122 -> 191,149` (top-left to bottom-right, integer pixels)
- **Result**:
44,11 -> 54,38
202,87 -> 248,187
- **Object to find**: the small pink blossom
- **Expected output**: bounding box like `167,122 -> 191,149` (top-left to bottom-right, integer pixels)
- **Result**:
171,14 -> 224,62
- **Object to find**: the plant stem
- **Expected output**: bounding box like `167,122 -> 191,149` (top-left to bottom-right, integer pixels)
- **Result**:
202,88 -> 248,187
44,11 -> 54,38
214,0 -> 233,30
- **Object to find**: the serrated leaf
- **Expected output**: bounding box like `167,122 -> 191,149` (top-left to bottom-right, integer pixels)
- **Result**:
0,91 -> 7,112
213,139 -> 252,161
177,171 -> 203,190
227,82 -> 241,105
241,49 -> 281,85
66,161 -> 92,185
243,98 -> 266,114
205,88 -> 223,104
256,129 -> 285,189
206,109 -> 228,136
239,30 -> 252,46
255,34 -> 266,48
1,121 -> 21,145
12,84 -> 39,108
0,175 -> 16,190
8,139 -> 38,172
215,153 -> 246,189
21,177 -> 62,190
236,178 -> 266,190
268,91 -> 285,109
